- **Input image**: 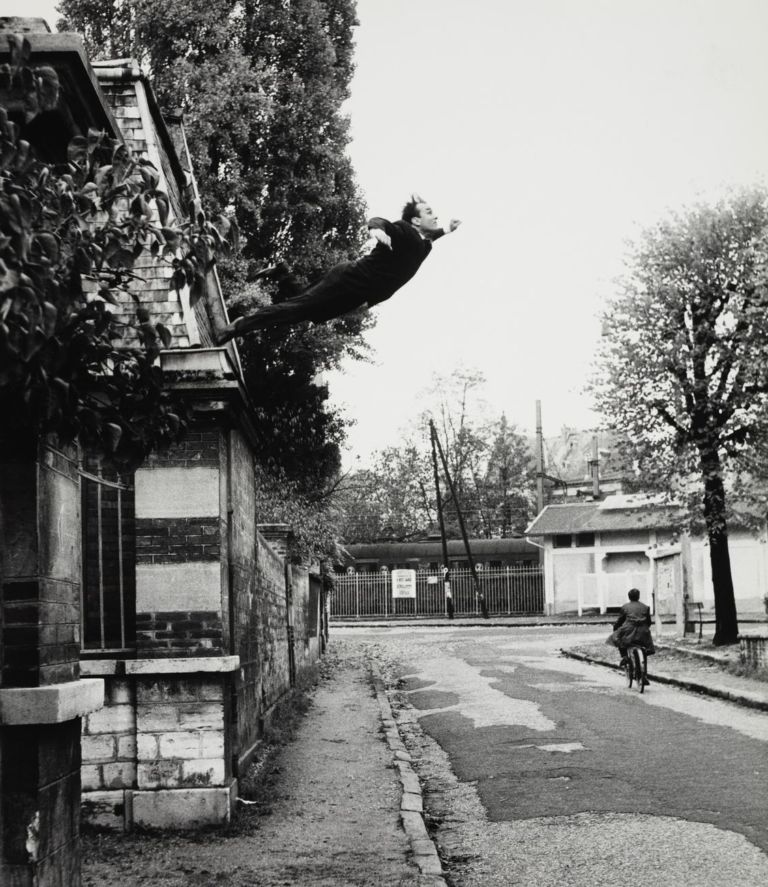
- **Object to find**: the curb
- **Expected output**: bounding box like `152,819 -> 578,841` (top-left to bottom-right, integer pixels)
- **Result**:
369,663 -> 448,887
334,619 -> 616,628
561,649 -> 768,713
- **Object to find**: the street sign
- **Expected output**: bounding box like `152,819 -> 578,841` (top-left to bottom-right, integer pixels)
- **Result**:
391,569 -> 417,598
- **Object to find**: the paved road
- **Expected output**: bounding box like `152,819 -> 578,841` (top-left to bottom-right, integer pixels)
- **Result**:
341,624 -> 768,886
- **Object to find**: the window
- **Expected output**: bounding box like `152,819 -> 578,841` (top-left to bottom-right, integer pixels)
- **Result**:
575,533 -> 595,547
553,534 -> 573,548
81,458 -> 136,654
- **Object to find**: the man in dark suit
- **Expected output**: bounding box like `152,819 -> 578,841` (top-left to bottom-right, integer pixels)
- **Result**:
216,195 -> 461,342
611,587 -> 656,665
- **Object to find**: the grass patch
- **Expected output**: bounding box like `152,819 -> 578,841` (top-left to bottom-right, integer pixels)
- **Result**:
725,658 -> 768,683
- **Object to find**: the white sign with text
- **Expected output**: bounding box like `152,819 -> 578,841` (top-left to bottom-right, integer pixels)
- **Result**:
391,569 -> 417,599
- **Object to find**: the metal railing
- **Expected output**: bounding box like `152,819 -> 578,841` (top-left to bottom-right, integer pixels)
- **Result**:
80,463 -> 136,653
330,566 -> 544,619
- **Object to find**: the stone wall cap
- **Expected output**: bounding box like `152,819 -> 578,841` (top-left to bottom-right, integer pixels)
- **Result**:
0,678 -> 104,725
126,656 -> 240,675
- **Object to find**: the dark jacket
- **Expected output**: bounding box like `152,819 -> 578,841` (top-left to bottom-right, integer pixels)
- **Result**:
612,600 -> 655,654
337,217 -> 444,307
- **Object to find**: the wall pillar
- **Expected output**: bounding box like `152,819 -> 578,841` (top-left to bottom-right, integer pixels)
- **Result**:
0,442 -> 103,886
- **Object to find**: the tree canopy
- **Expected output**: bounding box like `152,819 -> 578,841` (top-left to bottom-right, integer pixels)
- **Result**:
592,187 -> 768,643
337,369 -> 536,543
59,0 -> 372,495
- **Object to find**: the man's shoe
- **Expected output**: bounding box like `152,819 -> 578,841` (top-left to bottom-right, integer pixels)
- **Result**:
215,316 -> 242,345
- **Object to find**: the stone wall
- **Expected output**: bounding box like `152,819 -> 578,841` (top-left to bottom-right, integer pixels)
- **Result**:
80,662 -> 237,831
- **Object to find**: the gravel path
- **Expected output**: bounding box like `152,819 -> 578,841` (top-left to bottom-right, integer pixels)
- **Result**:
82,645 -> 423,886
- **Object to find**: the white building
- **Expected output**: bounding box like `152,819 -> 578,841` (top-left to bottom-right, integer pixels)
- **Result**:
526,494 -> 768,617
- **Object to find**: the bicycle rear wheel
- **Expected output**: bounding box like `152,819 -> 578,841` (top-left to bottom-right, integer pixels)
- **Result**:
632,648 -> 646,694
625,655 -> 634,689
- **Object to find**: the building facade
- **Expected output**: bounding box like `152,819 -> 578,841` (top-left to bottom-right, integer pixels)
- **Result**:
526,494 -> 768,617
0,19 -> 325,885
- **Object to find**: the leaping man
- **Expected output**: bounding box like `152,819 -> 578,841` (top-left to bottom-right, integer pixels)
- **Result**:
216,195 -> 461,343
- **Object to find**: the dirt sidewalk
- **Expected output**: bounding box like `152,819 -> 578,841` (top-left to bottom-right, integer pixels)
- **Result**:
82,643 -> 429,886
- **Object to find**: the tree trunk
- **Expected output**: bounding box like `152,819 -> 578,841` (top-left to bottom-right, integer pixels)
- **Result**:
699,450 -> 739,645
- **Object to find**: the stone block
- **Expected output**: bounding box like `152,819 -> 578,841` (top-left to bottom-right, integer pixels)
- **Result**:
181,758 -> 226,787
199,678 -> 225,702
102,761 -> 137,789
400,771 -> 422,795
177,702 -> 224,730
200,731 -> 225,758
0,678 -> 103,725
136,703 -> 180,731
135,562 -> 222,614
401,810 -> 429,840
137,734 -> 158,759
82,733 -> 116,762
136,676 -> 196,703
81,764 -> 102,792
137,759 -> 181,789
158,731 -> 202,759
85,702 -> 133,735
81,790 -> 127,831
131,784 -> 236,829
107,680 -> 134,706
117,735 -> 137,759
130,658 -> 237,677
401,792 -> 423,813
135,467 -> 219,519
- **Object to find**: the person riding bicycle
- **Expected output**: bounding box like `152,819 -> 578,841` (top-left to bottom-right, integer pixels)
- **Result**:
610,588 -> 656,670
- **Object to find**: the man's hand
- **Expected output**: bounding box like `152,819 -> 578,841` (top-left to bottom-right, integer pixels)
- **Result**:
448,219 -> 462,232
370,227 -> 392,249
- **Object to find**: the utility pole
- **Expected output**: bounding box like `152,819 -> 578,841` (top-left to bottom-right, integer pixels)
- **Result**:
430,420 -> 489,619
535,400 -> 545,514
429,422 -> 454,619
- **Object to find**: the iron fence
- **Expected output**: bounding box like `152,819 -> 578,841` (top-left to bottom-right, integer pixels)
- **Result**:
330,566 -> 544,619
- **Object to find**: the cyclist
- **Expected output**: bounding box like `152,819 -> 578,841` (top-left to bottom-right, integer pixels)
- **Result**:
610,588 -> 655,679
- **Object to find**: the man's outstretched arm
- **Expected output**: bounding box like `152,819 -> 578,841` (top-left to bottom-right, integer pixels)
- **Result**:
430,219 -> 462,240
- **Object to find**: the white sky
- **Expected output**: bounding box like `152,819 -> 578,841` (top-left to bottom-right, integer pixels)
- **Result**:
9,0 -> 768,464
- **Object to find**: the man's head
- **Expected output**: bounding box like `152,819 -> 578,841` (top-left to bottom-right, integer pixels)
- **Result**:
402,193 -> 441,236
628,588 -> 641,602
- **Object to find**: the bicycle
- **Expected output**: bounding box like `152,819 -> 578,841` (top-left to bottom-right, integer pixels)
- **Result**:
624,645 -> 648,693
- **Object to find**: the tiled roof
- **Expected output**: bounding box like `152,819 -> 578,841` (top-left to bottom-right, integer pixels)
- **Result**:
526,501 -> 683,535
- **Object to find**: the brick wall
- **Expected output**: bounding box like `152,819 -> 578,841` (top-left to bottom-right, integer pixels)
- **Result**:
133,430 -> 225,658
